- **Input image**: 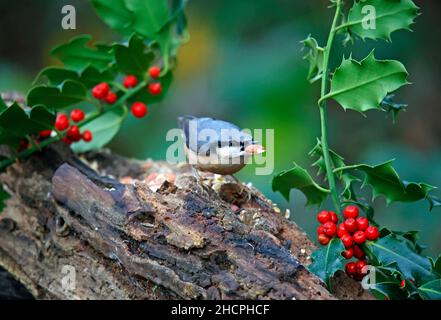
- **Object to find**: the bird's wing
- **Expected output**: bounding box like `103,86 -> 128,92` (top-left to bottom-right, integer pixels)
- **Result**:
177,116 -> 254,153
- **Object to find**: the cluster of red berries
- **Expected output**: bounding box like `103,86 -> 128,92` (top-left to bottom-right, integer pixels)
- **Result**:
91,66 -> 162,119
317,205 -> 380,281
54,109 -> 92,145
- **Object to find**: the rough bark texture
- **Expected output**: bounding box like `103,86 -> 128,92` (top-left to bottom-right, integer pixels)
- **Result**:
0,143 -> 371,300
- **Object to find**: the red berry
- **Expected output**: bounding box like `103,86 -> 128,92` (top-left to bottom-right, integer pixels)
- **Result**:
92,82 -> 109,99
55,114 -> 69,131
82,130 -> 93,142
317,225 -> 325,235
337,223 -> 348,238
365,226 -> 380,241
345,262 -> 357,276
342,248 -> 354,259
70,109 -> 85,122
317,211 -> 330,224
341,234 -> 354,249
67,125 -> 81,142
353,231 -> 366,244
39,130 -> 52,138
148,82 -> 162,95
356,260 -> 367,275
105,91 -> 117,104
329,211 -> 338,223
400,280 -> 406,288
353,245 -> 366,260
318,234 -> 330,246
62,136 -> 72,145
356,217 -> 369,231
344,205 -> 359,219
344,218 -> 358,233
323,222 -> 337,237
131,102 -> 147,118
123,75 -> 138,88
148,66 -> 161,78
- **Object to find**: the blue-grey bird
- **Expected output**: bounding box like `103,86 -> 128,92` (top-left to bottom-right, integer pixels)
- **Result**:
178,116 -> 265,175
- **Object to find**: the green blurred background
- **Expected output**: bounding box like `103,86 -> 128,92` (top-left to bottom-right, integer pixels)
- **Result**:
1,0 -> 440,256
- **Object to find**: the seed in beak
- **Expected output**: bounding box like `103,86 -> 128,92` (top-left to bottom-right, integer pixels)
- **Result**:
245,144 -> 266,155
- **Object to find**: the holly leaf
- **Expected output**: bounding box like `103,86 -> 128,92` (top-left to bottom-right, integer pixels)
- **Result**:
0,103 -> 54,138
27,80 -> 87,109
434,256 -> 441,275
309,139 -> 345,176
0,184 -> 9,213
301,36 -> 324,83
369,267 -> 408,300
71,105 -> 127,153
90,0 -> 134,36
309,141 -> 361,200
364,235 -> 437,286
35,66 -> 115,89
113,34 -> 154,76
34,67 -> 80,86
322,51 -> 409,113
124,0 -> 170,38
272,163 -> 330,206
418,279 -> 441,300
51,35 -> 113,72
337,160 -> 435,205
308,238 -> 346,287
345,0 -> 420,41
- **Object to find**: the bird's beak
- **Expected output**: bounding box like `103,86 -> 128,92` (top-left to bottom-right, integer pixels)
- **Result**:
245,144 -> 266,155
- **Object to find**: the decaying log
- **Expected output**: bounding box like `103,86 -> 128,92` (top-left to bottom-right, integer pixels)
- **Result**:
0,143 -> 371,300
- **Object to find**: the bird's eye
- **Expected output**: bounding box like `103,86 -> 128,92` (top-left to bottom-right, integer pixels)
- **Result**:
229,140 -> 233,147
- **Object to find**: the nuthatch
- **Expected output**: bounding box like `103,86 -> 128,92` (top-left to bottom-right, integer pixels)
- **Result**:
178,116 -> 265,175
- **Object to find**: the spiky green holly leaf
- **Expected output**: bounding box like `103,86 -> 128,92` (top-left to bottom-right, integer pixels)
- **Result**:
309,139 -> 345,176
272,163 -> 330,205
309,141 -> 361,200
301,36 -> 324,83
71,105 -> 127,153
113,34 -> 154,76
0,184 -> 9,213
79,66 -> 116,88
364,235 -> 437,285
34,67 -> 80,86
418,279 -> 441,300
0,103 -> 55,147
322,51 -> 409,112
51,35 -> 113,72
308,238 -> 346,287
337,160 -> 435,205
380,228 -> 427,254
35,66 -> 115,89
27,80 -> 87,109
0,103 -> 55,138
90,0 -> 134,36
124,0 -> 170,38
368,267 -> 408,300
345,0 -> 419,41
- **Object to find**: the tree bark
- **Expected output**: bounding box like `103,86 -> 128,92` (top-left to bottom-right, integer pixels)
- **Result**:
0,143 -> 371,300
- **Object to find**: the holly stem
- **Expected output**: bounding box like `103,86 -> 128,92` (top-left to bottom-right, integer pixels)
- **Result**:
0,80 -> 147,171
319,0 -> 343,215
